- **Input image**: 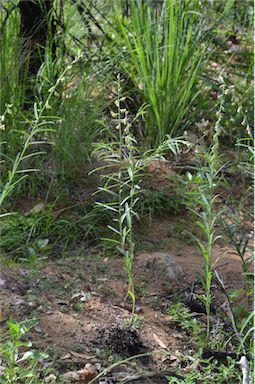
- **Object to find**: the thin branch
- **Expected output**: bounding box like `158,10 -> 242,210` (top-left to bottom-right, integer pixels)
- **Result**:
214,269 -> 245,354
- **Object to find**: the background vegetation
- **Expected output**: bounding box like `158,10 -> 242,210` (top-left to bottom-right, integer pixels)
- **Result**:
0,0 -> 253,383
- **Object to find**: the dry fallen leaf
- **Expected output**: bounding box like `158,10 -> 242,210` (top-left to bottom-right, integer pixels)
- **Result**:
28,202 -> 45,214
152,333 -> 168,350
61,353 -> 71,360
183,358 -> 200,372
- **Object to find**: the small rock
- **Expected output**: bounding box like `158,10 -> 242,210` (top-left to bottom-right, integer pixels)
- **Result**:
14,298 -> 26,306
62,371 -> 79,381
137,252 -> 183,282
44,374 -> 57,383
61,367 -> 97,383
0,276 -> 6,288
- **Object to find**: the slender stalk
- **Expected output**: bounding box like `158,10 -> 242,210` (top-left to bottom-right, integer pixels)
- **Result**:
184,78 -> 227,339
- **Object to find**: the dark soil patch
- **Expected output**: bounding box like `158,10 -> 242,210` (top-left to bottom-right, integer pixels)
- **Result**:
95,325 -> 148,358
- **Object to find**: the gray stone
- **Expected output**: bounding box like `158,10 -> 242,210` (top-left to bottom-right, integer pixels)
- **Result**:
0,276 -> 6,287
61,371 -> 79,382
137,252 -> 183,282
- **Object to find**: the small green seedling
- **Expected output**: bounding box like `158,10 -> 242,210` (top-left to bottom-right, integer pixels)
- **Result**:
0,319 -> 48,383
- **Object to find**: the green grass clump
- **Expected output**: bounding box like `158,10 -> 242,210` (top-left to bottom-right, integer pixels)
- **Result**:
112,0 -> 209,147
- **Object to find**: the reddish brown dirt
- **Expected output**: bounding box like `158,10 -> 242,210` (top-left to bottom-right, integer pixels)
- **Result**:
0,214 -> 252,379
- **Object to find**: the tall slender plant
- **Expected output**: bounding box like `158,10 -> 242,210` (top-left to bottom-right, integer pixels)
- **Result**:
183,78 -> 226,338
92,75 -> 185,321
92,78 -> 143,318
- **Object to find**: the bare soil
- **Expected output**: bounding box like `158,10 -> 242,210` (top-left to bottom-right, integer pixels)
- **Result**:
0,212 -> 251,381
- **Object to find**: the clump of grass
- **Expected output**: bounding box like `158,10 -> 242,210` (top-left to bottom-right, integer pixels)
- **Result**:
0,55 -> 105,260
0,103 -> 54,211
0,203 -> 108,260
0,55 -> 83,207
53,90 -> 102,178
112,0 -> 209,147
